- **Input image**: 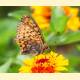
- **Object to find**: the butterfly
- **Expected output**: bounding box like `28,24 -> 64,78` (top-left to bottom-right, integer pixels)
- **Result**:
15,16 -> 49,55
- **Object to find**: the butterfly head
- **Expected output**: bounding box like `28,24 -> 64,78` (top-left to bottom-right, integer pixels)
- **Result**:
21,16 -> 33,24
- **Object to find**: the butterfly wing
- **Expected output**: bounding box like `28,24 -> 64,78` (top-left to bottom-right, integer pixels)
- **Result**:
15,16 -> 48,55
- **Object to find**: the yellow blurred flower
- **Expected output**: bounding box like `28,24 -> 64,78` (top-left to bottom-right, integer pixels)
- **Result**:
67,16 -> 80,31
31,6 -> 51,30
19,51 -> 69,73
63,6 -> 79,17
64,6 -> 80,31
31,6 -> 80,32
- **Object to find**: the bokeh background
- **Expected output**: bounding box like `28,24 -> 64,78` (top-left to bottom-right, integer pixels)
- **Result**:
0,6 -> 80,73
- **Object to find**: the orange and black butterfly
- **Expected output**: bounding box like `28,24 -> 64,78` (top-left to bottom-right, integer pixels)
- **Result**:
15,16 -> 49,55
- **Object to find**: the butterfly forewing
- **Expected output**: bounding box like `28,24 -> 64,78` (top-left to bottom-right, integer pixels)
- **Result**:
15,16 -> 48,55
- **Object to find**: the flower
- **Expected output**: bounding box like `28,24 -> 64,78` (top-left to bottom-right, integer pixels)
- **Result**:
31,6 -> 80,32
19,51 -> 69,73
63,6 -> 79,16
31,6 -> 51,30
67,16 -> 80,31
64,6 -> 80,31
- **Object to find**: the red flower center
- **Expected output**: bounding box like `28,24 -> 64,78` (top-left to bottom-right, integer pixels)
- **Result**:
31,66 -> 55,73
36,58 -> 49,64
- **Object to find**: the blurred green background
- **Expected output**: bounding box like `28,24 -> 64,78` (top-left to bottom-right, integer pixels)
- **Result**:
0,6 -> 80,73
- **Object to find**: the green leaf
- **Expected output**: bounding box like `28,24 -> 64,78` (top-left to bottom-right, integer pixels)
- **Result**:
0,18 -> 19,65
0,58 -> 13,72
0,18 -> 18,45
46,31 -> 80,46
67,54 -> 80,72
8,63 -> 20,73
0,6 -> 18,17
8,7 -> 31,20
50,6 -> 68,35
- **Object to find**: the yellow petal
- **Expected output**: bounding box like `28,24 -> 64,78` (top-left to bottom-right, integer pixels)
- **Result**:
19,66 -> 31,73
64,6 -> 79,16
31,6 -> 51,17
70,8 -> 79,16
23,58 -> 34,66
67,16 -> 80,31
55,67 -> 68,71
37,54 -> 45,60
